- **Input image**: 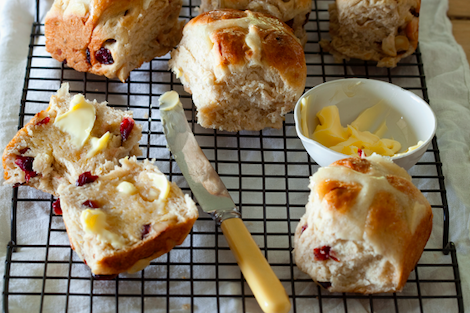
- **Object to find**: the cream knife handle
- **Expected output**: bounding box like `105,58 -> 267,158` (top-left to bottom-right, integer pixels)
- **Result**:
220,218 -> 291,313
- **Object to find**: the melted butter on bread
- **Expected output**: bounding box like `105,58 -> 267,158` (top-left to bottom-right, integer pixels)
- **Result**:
87,131 -> 112,158
81,209 -> 126,249
54,94 -> 96,149
147,173 -> 170,201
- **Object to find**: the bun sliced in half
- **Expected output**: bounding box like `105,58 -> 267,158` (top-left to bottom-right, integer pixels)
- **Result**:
320,0 -> 420,67
2,83 -> 142,196
58,157 -> 198,275
294,155 -> 432,293
169,9 -> 307,132
198,0 -> 312,46
45,0 -> 185,82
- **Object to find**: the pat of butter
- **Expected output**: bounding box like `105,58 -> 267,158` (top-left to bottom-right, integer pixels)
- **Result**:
350,100 -> 385,132
87,132 -> 112,158
159,91 -> 181,111
80,209 -> 125,249
54,94 -> 96,149
310,103 -> 402,157
147,173 -> 170,201
117,181 -> 138,195
311,105 -> 349,146
394,140 -> 424,156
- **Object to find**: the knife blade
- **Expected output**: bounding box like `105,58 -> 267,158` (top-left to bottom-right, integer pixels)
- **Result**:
158,91 -> 291,313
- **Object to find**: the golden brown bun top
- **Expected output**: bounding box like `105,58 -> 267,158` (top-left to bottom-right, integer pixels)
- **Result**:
336,0 -> 420,8
200,0 -> 312,20
309,156 -> 432,274
47,0 -> 159,25
186,9 -> 307,90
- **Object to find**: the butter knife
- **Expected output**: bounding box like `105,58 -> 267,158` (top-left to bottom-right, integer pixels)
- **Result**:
158,91 -> 291,313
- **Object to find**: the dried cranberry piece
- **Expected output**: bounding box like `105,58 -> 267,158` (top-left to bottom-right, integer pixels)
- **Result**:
18,147 -> 29,154
24,171 -> 37,182
62,59 -> 67,65
15,156 -> 37,182
15,156 -> 34,171
82,200 -> 100,208
285,18 -> 294,28
95,47 -> 114,65
314,246 -> 339,262
92,274 -> 118,280
36,117 -> 50,126
53,198 -> 62,215
318,281 -> 332,289
410,7 -> 419,17
358,148 -> 363,157
301,224 -> 308,234
141,224 -> 151,240
302,12 -> 311,27
76,172 -> 99,186
120,117 -> 135,142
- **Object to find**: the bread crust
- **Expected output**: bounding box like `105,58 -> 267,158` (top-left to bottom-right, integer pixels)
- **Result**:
91,217 -> 194,275
320,0 -> 421,67
187,10 -> 305,90
170,9 -> 307,131
59,157 -> 199,275
198,0 -> 312,45
2,83 -> 142,196
294,156 -> 433,293
45,0 -> 184,82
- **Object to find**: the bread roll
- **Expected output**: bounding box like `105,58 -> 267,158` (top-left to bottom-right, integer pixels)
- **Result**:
198,0 -> 312,46
294,155 -> 432,293
169,9 -> 307,132
320,0 -> 420,67
45,0 -> 185,82
58,156 -> 198,275
2,83 -> 142,196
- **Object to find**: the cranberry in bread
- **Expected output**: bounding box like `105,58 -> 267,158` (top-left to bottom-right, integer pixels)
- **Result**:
58,157 -> 198,275
294,155 -> 432,293
169,9 -> 307,132
2,83 -> 142,196
320,0 -> 420,67
198,0 -> 312,46
45,0 -> 185,82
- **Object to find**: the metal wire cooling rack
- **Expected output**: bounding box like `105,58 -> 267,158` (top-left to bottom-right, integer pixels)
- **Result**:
2,0 -> 465,312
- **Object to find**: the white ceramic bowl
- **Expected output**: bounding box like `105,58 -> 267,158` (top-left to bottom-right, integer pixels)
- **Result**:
294,78 -> 437,170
